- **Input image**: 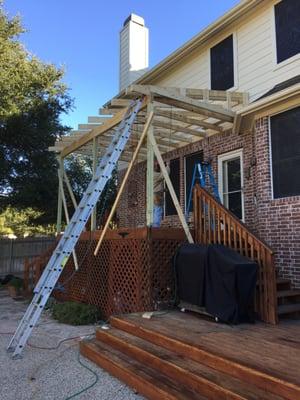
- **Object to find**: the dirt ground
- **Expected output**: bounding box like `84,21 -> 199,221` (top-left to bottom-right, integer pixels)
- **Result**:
0,289 -> 144,400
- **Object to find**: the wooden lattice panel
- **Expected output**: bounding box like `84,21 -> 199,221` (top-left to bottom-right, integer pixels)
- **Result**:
34,228 -> 186,318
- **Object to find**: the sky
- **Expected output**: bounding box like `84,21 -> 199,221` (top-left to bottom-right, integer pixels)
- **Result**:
4,0 -> 240,129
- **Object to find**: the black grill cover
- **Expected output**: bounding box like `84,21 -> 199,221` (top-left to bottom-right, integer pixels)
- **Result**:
175,244 -> 207,307
174,244 -> 257,324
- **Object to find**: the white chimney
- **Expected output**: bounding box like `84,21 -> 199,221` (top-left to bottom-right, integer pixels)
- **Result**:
119,14 -> 149,92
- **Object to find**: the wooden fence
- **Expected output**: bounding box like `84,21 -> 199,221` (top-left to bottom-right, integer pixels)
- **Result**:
193,184 -> 278,324
0,237 -> 56,277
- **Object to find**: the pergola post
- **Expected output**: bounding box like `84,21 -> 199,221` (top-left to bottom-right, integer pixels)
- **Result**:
56,155 -> 63,234
57,157 -> 79,270
146,100 -> 154,226
91,137 -> 98,231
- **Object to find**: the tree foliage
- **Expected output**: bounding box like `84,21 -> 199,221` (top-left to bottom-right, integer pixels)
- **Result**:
0,3 -> 73,228
0,3 -> 69,119
0,206 -> 55,236
0,3 -> 117,235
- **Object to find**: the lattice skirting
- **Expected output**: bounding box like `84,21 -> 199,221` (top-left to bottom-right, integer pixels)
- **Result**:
53,228 -> 186,318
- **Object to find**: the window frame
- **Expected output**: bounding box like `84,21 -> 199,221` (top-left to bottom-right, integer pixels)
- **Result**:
209,32 -> 238,91
272,0 -> 300,70
268,106 -> 300,200
218,149 -> 245,221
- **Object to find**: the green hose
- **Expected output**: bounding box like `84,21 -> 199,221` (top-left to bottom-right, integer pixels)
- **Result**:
64,350 -> 98,400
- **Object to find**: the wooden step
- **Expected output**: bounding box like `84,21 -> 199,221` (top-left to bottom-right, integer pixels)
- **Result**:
276,278 -> 291,291
111,316 -> 300,400
96,327 -> 284,400
80,339 -> 207,400
277,290 -> 300,299
278,303 -> 300,315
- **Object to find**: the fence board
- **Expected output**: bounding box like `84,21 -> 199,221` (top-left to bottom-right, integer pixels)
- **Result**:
0,237 -> 55,276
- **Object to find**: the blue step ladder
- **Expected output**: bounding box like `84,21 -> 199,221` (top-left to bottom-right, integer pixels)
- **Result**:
185,162 -> 221,219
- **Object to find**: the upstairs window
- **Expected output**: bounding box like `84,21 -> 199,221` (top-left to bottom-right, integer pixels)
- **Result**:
270,107 -> 300,198
210,35 -> 234,90
165,158 -> 180,216
275,0 -> 300,64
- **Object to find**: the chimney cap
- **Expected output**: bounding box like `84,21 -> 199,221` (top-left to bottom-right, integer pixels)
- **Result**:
123,14 -> 145,27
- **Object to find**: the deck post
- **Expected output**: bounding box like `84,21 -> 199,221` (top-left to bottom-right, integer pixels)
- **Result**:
148,130 -> 194,243
91,137 -> 98,231
146,100 -> 154,226
56,155 -> 63,234
63,169 -> 77,209
57,157 -> 79,270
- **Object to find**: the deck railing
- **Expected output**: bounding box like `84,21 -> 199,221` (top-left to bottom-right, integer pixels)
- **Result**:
193,184 -> 278,324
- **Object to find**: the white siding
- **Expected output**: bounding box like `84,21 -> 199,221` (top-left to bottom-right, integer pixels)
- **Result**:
151,0 -> 300,102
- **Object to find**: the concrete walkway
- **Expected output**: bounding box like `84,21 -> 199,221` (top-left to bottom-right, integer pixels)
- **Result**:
0,289 -> 144,400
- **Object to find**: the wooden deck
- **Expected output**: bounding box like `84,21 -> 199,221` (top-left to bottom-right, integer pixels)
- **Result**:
80,311 -> 300,400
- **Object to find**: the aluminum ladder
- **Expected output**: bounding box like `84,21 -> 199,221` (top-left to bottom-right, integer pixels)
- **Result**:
7,98 -> 143,358
185,162 -> 221,219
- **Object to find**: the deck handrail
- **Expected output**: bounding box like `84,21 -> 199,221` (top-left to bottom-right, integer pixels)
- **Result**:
193,184 -> 278,324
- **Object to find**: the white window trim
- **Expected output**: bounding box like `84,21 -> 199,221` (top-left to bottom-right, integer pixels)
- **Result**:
218,149 -> 245,221
271,0 -> 300,71
209,32 -> 238,91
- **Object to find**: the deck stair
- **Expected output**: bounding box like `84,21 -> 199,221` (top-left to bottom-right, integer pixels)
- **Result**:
80,312 -> 300,400
276,278 -> 300,317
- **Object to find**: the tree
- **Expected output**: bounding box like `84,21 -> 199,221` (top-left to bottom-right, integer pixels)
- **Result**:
0,3 -> 73,226
0,206 -> 55,236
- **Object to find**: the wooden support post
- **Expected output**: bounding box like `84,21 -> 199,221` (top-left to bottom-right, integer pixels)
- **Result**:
63,170 -> 77,209
94,110 -> 154,256
57,158 -> 79,270
91,137 -> 98,231
148,130 -> 194,243
56,156 -> 63,234
146,101 -> 154,226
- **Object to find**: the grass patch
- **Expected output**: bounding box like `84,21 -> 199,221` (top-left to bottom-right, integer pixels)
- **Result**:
52,301 -> 101,325
8,277 -> 23,289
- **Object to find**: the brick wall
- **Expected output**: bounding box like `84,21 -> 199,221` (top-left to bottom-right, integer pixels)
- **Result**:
253,117 -> 300,288
117,118 -> 300,288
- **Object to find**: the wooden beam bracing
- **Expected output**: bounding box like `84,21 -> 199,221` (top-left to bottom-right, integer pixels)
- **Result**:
154,109 -> 223,133
148,129 -> 194,243
94,110 -> 154,255
61,96 -> 148,158
152,119 -> 206,138
127,85 -> 235,122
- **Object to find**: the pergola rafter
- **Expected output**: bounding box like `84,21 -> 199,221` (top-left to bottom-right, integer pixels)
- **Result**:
49,85 -> 249,232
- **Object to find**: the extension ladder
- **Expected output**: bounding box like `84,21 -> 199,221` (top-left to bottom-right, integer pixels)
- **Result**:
7,98 -> 143,358
185,162 -> 220,219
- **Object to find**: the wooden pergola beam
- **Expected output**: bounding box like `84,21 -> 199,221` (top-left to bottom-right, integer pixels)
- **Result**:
88,116 -> 112,124
127,85 -> 235,122
155,109 -> 223,133
152,119 -> 206,138
61,96 -> 149,158
152,129 -> 193,143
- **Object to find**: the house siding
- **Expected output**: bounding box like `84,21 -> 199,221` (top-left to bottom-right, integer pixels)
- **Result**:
117,117 -> 300,289
151,0 -> 300,101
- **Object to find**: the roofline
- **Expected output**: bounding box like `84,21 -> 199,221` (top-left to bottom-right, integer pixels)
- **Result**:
135,0 -> 264,85
237,83 -> 300,117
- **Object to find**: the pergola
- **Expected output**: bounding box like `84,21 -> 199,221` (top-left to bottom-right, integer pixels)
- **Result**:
49,85 -> 250,242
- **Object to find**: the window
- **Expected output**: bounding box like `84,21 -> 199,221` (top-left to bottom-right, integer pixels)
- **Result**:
184,151 -> 203,212
270,107 -> 300,198
218,150 -> 244,220
210,35 -> 234,90
275,0 -> 300,64
165,158 -> 180,216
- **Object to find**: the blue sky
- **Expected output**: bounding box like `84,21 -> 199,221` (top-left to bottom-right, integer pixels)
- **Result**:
4,0 -> 239,129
